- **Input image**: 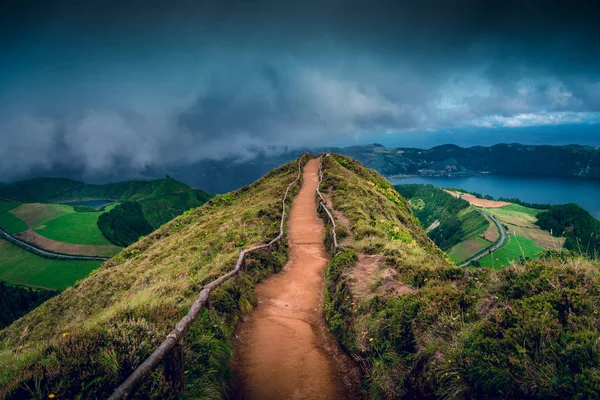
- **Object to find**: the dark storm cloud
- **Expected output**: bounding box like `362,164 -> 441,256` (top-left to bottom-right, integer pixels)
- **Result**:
0,0 -> 599,180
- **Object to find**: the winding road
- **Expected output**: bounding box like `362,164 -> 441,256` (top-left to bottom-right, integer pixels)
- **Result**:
0,227 -> 109,261
458,210 -> 507,267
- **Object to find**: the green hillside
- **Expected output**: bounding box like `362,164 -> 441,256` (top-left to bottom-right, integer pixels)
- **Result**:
0,240 -> 102,290
0,158 -> 306,399
97,188 -> 213,246
0,178 -> 212,249
395,184 -> 491,262
0,200 -> 28,234
2,155 -> 600,399
0,282 -> 59,330
0,177 -> 197,203
536,203 -> 600,258
321,155 -> 600,398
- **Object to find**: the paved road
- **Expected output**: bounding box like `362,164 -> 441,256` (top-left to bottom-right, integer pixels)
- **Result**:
0,227 -> 109,261
459,210 -> 507,267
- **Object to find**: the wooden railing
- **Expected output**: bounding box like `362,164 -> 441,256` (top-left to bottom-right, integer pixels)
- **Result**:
108,154 -> 306,400
316,154 -> 338,252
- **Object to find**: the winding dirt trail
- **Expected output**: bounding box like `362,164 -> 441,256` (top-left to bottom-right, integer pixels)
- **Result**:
233,158 -> 362,400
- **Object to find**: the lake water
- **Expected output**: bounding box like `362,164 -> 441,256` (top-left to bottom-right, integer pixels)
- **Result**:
63,199 -> 114,210
390,175 -> 600,219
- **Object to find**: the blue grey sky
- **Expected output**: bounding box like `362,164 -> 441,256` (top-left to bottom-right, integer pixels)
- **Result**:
1,0 -> 599,180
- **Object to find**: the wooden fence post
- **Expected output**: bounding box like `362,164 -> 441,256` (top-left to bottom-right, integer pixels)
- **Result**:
163,343 -> 185,393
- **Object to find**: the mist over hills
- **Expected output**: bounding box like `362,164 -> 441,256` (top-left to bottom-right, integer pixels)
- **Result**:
172,143 -> 600,194
3,143 -> 599,196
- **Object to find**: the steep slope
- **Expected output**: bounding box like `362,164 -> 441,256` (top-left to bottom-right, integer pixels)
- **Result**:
320,154 -> 600,398
537,203 -> 600,258
0,157 -> 307,399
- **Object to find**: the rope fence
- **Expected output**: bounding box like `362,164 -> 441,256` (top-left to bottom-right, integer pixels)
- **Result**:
108,154 -> 306,400
316,154 -> 338,252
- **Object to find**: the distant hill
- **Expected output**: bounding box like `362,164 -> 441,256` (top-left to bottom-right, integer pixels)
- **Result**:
537,203 -> 600,258
6,144 -> 598,195
97,188 -> 213,246
336,143 -> 600,178
0,176 -> 213,251
0,176 -> 199,203
159,143 -> 600,193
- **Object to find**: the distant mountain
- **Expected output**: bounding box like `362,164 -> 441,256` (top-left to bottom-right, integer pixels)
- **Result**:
337,143 -> 600,178
167,143 -> 600,193
3,144 -> 599,196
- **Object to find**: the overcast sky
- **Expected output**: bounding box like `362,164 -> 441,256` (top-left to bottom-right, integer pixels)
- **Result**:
1,0 -> 599,180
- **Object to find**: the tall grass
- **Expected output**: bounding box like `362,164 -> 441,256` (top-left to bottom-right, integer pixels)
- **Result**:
0,156 -> 308,399
321,154 -> 600,399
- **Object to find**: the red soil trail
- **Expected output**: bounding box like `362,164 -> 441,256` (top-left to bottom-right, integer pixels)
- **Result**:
233,158 -> 362,400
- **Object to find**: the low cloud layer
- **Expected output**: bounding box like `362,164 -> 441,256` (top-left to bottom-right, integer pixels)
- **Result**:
1,0 -> 599,180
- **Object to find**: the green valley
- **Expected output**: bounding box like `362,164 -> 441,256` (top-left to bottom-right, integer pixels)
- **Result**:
397,184 -> 575,268
2,154 -> 600,400
0,240 -> 101,290
395,185 -> 496,264
0,177 -> 212,291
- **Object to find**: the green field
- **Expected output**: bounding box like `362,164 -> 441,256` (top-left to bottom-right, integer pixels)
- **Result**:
500,204 -> 542,217
478,234 -> 544,269
448,236 -> 491,263
0,200 -> 29,233
34,211 -> 114,245
0,199 -> 20,214
445,207 -> 492,264
11,203 -> 74,228
0,240 -> 102,290
0,212 -> 28,233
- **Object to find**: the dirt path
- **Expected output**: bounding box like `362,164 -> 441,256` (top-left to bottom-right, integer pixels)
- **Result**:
233,158 -> 362,400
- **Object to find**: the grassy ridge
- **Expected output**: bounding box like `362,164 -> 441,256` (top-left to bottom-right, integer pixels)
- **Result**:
0,241 -> 101,290
321,154 -> 600,398
0,156 -> 307,399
